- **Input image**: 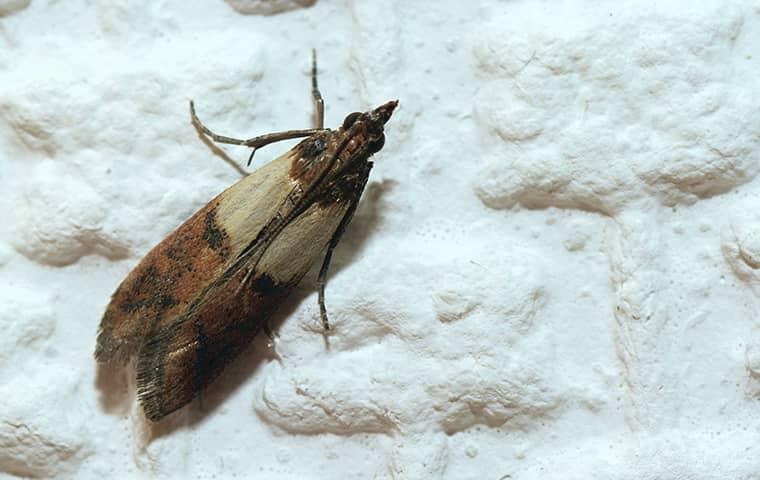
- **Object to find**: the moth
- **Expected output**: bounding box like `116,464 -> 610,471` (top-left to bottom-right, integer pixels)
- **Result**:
95,51 -> 397,421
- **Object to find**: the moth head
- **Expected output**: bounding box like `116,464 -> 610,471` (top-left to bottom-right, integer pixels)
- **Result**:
340,100 -> 398,155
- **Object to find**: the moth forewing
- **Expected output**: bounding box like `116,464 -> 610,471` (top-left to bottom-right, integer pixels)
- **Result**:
256,200 -> 353,282
212,149 -> 302,253
135,198 -> 355,420
96,96 -> 398,421
94,148 -> 300,364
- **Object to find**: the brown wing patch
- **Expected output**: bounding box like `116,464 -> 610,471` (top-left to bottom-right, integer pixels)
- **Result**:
135,270 -> 292,421
95,199 -> 232,364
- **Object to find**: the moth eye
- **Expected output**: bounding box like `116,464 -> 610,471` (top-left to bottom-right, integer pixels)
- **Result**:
367,134 -> 385,154
342,112 -> 361,130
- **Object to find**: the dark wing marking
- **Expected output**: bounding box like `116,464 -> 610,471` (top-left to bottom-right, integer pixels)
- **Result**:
136,266 -> 290,421
95,199 -> 233,364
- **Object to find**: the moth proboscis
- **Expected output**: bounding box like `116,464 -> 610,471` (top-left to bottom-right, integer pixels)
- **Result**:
95,51 -> 397,422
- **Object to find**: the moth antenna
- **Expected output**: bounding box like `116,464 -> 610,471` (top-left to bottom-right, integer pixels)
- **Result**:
190,100 -> 324,164
311,48 -> 324,129
190,100 -> 248,146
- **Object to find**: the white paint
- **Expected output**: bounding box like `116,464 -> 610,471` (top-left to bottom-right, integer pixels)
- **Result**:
1,0 -> 759,478
0,0 -> 28,17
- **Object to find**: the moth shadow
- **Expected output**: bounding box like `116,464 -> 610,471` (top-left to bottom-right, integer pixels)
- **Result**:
95,361 -> 132,416
323,178 -> 398,276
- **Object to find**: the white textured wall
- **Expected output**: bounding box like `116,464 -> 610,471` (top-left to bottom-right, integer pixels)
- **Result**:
1,0 -> 759,478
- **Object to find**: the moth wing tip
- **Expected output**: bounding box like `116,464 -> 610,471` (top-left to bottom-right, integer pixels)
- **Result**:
135,372 -> 166,422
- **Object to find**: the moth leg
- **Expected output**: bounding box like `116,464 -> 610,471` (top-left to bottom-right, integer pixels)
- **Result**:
316,244 -> 336,331
311,48 -> 325,129
316,165 -> 373,331
189,100 -> 325,166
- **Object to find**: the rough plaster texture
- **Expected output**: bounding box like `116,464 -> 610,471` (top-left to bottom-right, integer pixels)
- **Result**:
1,0 -> 759,478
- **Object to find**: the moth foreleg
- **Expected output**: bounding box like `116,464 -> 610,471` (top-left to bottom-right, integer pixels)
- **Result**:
316,245 -> 336,332
240,129 -> 326,167
316,166 -> 373,332
311,48 -> 325,129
